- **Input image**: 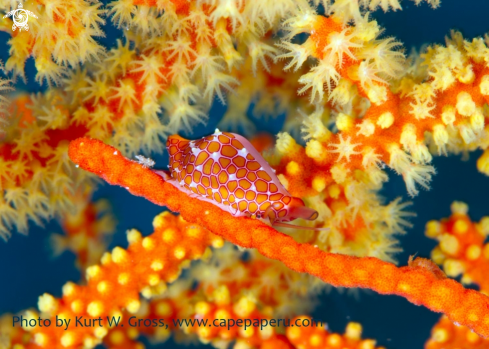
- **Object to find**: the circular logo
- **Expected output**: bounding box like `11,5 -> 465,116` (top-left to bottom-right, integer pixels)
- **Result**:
3,3 -> 38,32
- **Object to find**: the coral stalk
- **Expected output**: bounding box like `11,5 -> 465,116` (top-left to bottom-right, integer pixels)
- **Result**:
26,211 -> 222,348
426,201 -> 489,292
425,315 -> 489,349
69,137 -> 489,338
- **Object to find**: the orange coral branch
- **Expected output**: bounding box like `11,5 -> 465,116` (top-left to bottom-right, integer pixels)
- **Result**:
286,317 -> 384,349
425,202 -> 489,293
26,212 -> 221,348
425,315 -> 489,349
69,137 -> 489,338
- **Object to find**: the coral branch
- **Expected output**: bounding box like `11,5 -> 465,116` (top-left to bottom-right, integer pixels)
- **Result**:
426,201 -> 489,292
26,211 -> 222,348
286,318 -> 384,349
426,315 -> 489,349
69,137 -> 489,338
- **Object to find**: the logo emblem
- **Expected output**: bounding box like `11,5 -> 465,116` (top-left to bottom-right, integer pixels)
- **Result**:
3,3 -> 38,32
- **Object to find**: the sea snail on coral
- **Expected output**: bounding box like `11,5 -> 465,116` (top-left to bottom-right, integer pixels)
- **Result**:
154,130 -> 326,231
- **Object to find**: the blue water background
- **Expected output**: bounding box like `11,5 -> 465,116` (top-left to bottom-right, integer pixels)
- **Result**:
1,0 -> 489,348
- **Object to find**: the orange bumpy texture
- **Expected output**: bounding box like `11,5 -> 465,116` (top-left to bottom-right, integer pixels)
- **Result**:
14,211 -> 223,348
286,317 -> 384,349
2,242 -> 387,349
69,137 -> 489,338
423,202 -> 489,348
426,201 -> 489,292
425,315 -> 489,349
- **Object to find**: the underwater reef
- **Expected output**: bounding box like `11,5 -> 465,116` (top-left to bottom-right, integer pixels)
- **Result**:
1,0 -> 489,348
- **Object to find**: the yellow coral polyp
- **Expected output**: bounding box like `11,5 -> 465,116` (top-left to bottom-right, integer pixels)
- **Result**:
345,322 -> 363,340
142,237 -> 156,250
97,281 -> 109,294
305,140 -> 328,162
312,176 -> 327,192
213,286 -> 231,306
34,333 -> 48,347
366,85 -> 388,105
431,327 -> 449,343
162,227 -> 178,243
276,132 -> 299,155
336,113 -> 354,131
432,125 -> 449,154
441,105 -> 456,125
60,332 -> 76,347
108,330 -> 125,345
151,260 -> 164,271
94,327 -> 108,339
477,150 -> 489,175
400,124 -> 418,150
330,163 -> 350,183
456,92 -> 477,117
87,301 -> 104,317
173,246 -> 186,259
148,274 -> 160,286
286,161 -> 301,175
466,245 -> 482,260
126,229 -> 142,244
452,201 -> 469,215
440,234 -> 460,255
195,301 -> 211,316
479,75 -> 489,95
117,273 -> 129,285
356,119 -> 376,137
376,112 -> 394,129
470,108 -> 485,131
454,219 -> 469,234
233,297 -> 256,317
443,259 -> 465,277
111,247 -> 129,264
126,300 -> 141,314
100,253 -> 112,266
86,265 -> 102,280
155,301 -> 172,317
38,294 -> 58,314
426,220 -> 442,238
71,300 -> 83,314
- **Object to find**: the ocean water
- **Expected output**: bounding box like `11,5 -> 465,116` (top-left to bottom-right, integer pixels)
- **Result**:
1,0 -> 489,348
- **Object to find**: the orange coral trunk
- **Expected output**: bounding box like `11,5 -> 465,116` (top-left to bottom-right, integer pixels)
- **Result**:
69,137 -> 489,338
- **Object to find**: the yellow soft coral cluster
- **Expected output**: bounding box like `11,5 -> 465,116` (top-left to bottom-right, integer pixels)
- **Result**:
0,0 -> 105,84
270,133 -> 410,262
0,0 -> 458,254
0,76 -> 12,134
3,0 -> 489,348
0,91 -> 94,239
275,12 -> 489,198
0,0 -> 307,238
